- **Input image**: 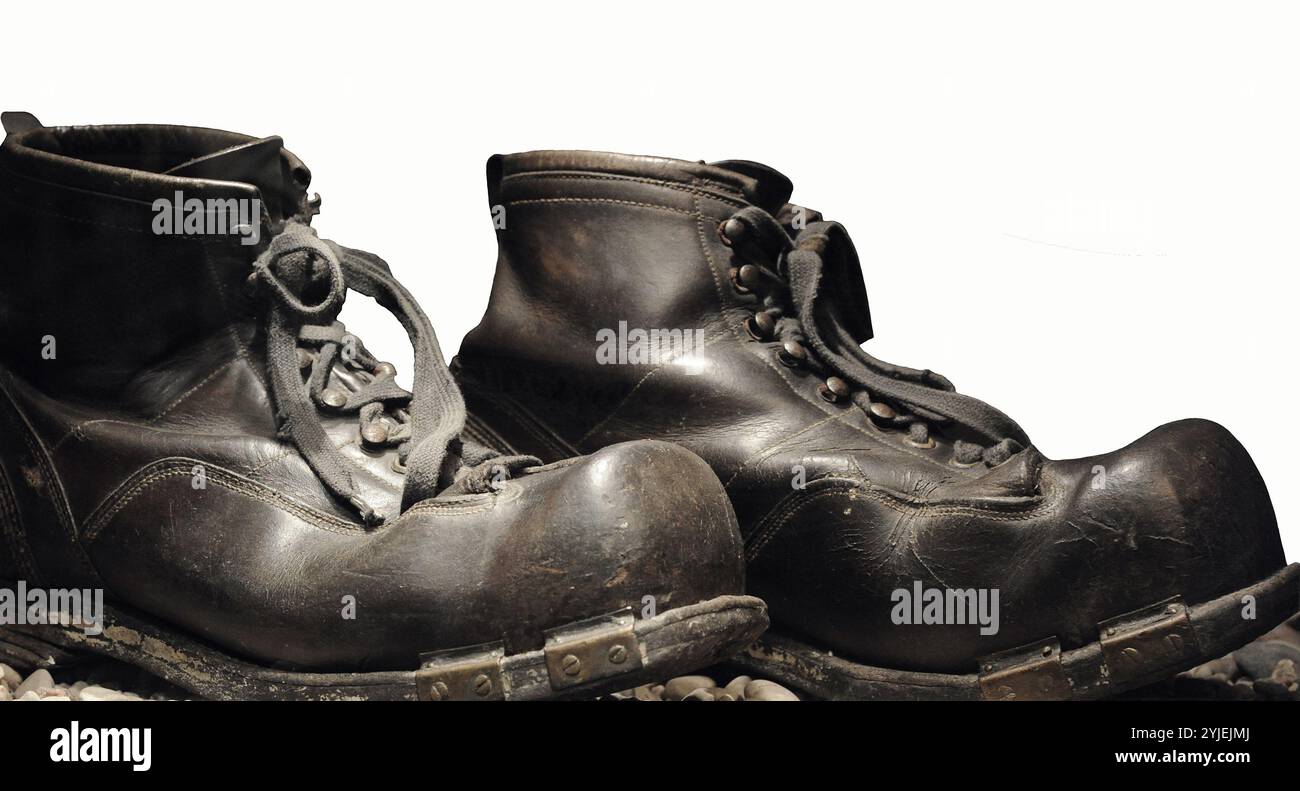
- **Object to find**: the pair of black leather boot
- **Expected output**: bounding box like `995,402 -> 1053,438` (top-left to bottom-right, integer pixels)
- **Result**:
1,115 -> 1294,700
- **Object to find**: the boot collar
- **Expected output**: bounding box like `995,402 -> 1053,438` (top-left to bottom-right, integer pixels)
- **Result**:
0,114 -> 311,225
489,150 -> 793,215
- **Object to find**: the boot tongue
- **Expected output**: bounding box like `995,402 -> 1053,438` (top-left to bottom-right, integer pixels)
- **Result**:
164,136 -> 311,222
709,159 -> 794,215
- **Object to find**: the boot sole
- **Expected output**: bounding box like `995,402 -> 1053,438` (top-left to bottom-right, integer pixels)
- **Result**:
0,593 -> 768,700
737,563 -> 1300,700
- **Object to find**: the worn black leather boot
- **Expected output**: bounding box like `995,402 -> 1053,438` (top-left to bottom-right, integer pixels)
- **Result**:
0,119 -> 766,700
454,150 -> 1299,700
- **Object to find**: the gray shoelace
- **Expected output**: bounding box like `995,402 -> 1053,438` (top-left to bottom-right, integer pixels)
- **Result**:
249,221 -> 536,525
722,206 -> 1027,468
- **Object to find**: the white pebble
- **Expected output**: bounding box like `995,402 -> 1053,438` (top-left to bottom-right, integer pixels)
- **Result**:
13,669 -> 54,697
744,679 -> 800,701
0,663 -> 21,691
663,675 -> 716,701
79,685 -> 137,702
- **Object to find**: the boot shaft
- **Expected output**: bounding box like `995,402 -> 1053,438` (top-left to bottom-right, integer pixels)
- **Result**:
0,117 -> 309,399
461,151 -> 795,441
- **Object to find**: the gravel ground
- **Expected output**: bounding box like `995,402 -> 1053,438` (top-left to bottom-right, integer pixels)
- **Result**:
3,613 -> 1296,701
603,674 -> 801,701
0,658 -> 190,702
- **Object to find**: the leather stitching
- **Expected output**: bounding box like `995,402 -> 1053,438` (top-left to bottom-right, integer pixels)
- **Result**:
41,398 -> 408,502
756,348 -> 963,475
746,483 -> 855,560
402,485 -> 518,516
48,240 -> 250,454
469,383 -> 578,460
721,414 -> 843,488
83,458 -> 364,540
746,476 -> 1058,563
463,413 -> 518,455
50,419 -> 263,455
505,197 -> 704,218
0,465 -> 41,584
504,172 -> 749,206
198,239 -> 261,390
84,454 -> 516,545
0,185 -> 154,233
0,379 -> 102,585
147,357 -> 240,423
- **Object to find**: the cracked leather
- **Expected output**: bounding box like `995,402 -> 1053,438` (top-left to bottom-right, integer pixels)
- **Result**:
0,127 -> 745,671
455,150 -> 1288,674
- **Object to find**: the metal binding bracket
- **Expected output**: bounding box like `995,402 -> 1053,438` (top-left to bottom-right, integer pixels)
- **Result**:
543,608 -> 643,691
415,642 -> 507,701
1098,596 -> 1199,686
978,637 -> 1072,700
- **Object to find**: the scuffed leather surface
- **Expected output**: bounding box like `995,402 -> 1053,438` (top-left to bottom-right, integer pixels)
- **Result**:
0,129 -> 746,671
457,150 -> 1287,673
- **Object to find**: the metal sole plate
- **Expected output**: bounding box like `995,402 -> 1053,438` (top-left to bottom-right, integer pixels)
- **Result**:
738,563 -> 1300,700
0,594 -> 768,701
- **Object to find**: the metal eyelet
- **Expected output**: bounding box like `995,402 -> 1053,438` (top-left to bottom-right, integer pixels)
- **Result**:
360,419 -> 391,448
866,401 -> 897,431
867,402 -> 895,421
320,388 -> 347,409
745,311 -> 775,340
736,264 -> 761,292
729,267 -> 751,294
950,457 -> 980,469
777,341 -> 807,368
729,265 -> 766,296
818,376 -> 850,404
718,217 -> 745,246
908,437 -> 937,449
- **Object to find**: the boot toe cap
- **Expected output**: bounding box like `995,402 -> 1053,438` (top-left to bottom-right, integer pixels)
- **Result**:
1078,418 -> 1283,587
475,439 -> 746,652
557,439 -> 747,608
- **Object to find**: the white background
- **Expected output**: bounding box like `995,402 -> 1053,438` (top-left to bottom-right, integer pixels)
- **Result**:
7,1 -> 1298,558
